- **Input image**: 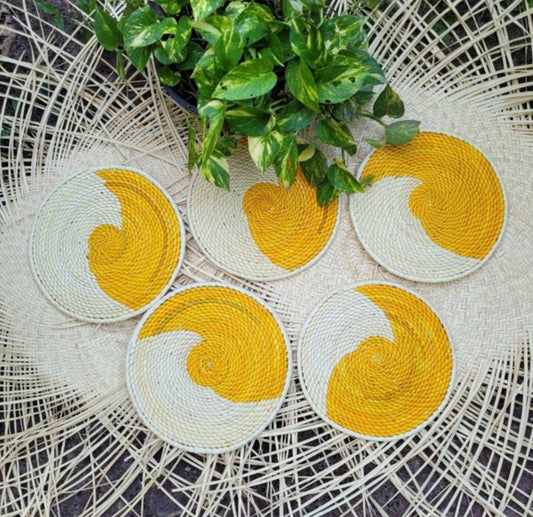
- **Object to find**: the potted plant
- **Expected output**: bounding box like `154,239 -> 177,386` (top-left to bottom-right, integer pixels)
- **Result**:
92,0 -> 419,204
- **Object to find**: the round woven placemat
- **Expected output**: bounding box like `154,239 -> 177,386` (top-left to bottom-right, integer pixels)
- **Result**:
350,132 -> 506,282
30,167 -> 185,322
188,152 -> 340,281
298,282 -> 455,440
126,283 -> 292,453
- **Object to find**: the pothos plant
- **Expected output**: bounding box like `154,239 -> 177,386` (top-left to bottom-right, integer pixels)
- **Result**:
93,0 -> 420,204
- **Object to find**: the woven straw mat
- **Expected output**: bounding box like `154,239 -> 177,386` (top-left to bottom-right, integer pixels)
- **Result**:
299,282 -> 455,440
1,0 -> 532,515
126,283 -> 292,453
30,167 -> 185,322
188,152 -> 340,281
350,132 -> 506,282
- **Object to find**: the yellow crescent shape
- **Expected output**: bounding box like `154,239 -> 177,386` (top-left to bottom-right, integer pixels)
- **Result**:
88,169 -> 181,310
360,133 -> 504,259
326,284 -> 453,437
139,286 -> 288,403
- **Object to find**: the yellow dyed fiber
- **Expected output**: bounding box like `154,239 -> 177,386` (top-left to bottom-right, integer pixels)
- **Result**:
88,169 -> 181,310
360,132 -> 504,259
242,170 -> 338,271
327,284 -> 453,437
139,286 -> 287,403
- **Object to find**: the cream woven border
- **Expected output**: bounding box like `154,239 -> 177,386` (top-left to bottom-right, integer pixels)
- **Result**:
126,282 -> 293,454
29,165 -> 186,323
350,133 -> 508,283
298,281 -> 457,441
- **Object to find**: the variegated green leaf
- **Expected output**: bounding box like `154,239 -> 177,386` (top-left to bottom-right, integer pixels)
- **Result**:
316,119 -> 357,155
94,7 -> 121,51
194,16 -> 243,69
226,107 -> 275,136
276,100 -> 315,132
235,4 -> 273,45
158,66 -> 181,86
124,8 -> 178,48
162,16 -> 191,62
327,160 -> 363,193
300,147 -> 328,186
199,99 -> 225,162
199,150 -> 230,189
298,145 -> 315,162
320,16 -> 366,53
191,48 -> 224,100
274,135 -> 299,188
315,62 -> 368,104
213,59 -> 276,101
317,180 -> 340,206
191,0 -> 225,20
248,131 -> 283,172
125,46 -> 151,71
289,18 -> 325,68
385,120 -> 420,145
155,0 -> 187,15
373,83 -> 405,118
285,59 -> 320,112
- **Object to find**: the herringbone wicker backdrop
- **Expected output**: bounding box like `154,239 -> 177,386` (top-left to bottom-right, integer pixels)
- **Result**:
0,1 -> 531,515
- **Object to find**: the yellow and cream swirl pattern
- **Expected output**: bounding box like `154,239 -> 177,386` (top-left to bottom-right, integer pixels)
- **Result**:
126,284 -> 291,452
350,132 -> 506,282
299,283 -> 454,440
188,152 -> 339,281
30,168 -> 184,322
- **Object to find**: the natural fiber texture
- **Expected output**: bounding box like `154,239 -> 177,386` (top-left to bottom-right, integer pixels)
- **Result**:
299,282 -> 455,440
127,283 -> 291,453
188,153 -> 339,281
30,167 -> 185,322
0,0 -> 532,515
350,132 -> 506,282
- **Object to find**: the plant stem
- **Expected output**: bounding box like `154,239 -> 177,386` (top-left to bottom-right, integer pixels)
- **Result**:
360,111 -> 387,127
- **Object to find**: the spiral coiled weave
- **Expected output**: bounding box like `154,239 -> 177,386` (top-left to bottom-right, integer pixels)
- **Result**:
188,153 -> 339,281
30,167 -> 185,322
350,132 -> 506,282
126,283 -> 292,453
299,282 -> 455,440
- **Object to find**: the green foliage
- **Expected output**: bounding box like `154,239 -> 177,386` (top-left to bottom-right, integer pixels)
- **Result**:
32,0 -> 65,30
94,7 -> 122,50
385,120 -> 420,145
373,84 -> 404,118
91,0 -> 419,200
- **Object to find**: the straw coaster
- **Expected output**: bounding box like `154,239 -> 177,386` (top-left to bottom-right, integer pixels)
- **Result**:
350,132 -> 506,282
30,167 -> 185,322
126,283 -> 292,453
298,282 -> 455,440
188,153 -> 340,281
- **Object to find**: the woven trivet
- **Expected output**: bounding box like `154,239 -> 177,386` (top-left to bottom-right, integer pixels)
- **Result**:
188,152 -> 340,281
298,282 -> 455,440
126,283 -> 292,453
350,132 -> 506,282
30,167 -> 185,322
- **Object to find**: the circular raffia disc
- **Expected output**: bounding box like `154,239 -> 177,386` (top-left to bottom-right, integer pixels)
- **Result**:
350,132 -> 506,282
299,282 -> 455,440
30,167 -> 185,322
188,153 -> 340,281
126,283 -> 291,454
1,1 -> 532,516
